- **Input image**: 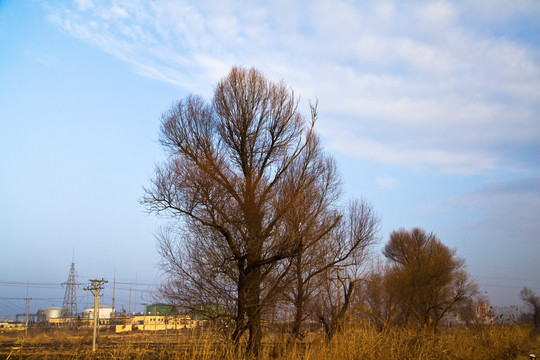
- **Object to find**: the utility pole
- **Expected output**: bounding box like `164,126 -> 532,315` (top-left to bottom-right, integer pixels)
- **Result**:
154,304 -> 157,331
336,266 -> 342,310
111,276 -> 116,320
83,278 -> 107,352
24,297 -> 31,337
24,281 -> 30,337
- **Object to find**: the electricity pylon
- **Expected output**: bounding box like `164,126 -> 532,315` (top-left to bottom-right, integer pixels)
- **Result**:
62,261 -> 80,318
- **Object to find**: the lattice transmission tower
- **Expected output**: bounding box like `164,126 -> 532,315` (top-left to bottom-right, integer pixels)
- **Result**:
62,261 -> 80,317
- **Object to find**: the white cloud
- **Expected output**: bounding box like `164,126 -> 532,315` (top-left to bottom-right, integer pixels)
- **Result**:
44,0 -> 540,174
376,176 -> 400,189
75,0 -> 94,11
330,138 -> 497,174
455,178 -> 540,242
110,5 -> 128,19
30,51 -> 59,67
415,1 -> 456,30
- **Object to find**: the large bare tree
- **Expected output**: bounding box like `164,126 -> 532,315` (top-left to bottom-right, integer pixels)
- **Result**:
143,66 -> 342,355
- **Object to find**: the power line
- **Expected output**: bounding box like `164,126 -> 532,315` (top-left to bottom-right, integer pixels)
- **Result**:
480,283 -> 540,290
476,275 -> 540,283
0,280 -> 62,288
0,297 -> 62,301
0,299 -> 24,314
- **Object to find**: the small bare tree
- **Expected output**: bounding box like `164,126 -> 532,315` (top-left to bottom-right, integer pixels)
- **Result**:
285,199 -> 379,340
355,259 -> 394,330
520,287 -> 540,329
382,228 -> 477,330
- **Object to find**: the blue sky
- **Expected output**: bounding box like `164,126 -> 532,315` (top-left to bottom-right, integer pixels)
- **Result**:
1,0 -> 539,318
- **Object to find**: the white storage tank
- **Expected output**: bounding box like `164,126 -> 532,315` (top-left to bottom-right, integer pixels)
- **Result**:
84,305 -> 113,319
38,306 -> 63,321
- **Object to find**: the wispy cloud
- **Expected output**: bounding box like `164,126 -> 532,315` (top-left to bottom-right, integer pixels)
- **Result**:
376,176 -> 400,189
329,138 -> 497,174
44,0 -> 540,174
29,51 -> 59,67
455,178 -> 540,242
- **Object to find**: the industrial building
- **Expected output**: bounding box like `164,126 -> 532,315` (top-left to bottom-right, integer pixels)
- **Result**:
83,305 -> 113,321
115,313 -> 203,333
4,302 -> 206,333
2,263 -> 210,333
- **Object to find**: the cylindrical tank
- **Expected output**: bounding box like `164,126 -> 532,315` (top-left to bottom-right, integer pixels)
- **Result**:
83,305 -> 113,319
37,306 -> 63,320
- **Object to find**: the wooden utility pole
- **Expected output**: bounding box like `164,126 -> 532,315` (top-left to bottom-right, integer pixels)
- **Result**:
111,276 -> 116,320
83,279 -> 107,352
336,266 -> 342,309
24,297 -> 31,337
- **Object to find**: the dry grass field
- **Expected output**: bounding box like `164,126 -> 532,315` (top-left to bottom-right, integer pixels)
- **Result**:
0,324 -> 538,359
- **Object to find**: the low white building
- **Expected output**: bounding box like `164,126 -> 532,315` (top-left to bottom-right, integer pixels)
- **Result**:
83,305 -> 113,320
115,314 -> 202,333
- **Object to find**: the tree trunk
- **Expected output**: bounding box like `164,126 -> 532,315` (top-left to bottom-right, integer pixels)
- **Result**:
245,266 -> 262,357
247,307 -> 262,356
292,294 -> 304,338
232,267 -> 247,348
325,280 -> 355,342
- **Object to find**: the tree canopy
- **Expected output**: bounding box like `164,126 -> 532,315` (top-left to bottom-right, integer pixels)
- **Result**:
381,228 -> 477,329
143,66 -> 378,355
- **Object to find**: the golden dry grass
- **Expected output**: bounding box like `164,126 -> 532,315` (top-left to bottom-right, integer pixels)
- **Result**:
0,324 -> 536,359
